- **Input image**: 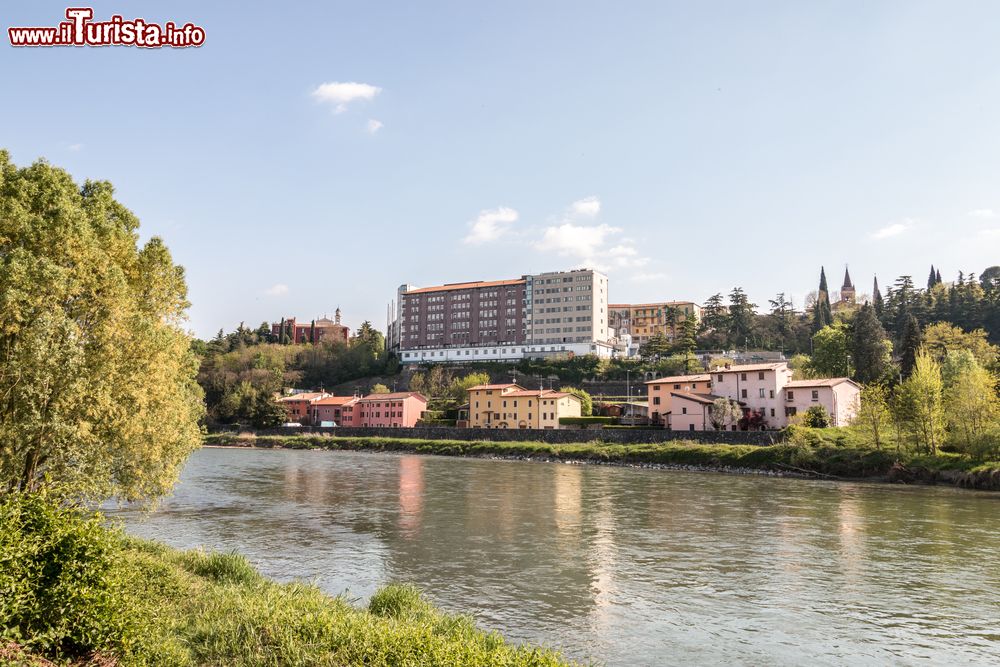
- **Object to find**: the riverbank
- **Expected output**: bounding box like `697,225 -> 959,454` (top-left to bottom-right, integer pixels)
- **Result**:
203,432 -> 1000,490
1,494 -> 574,666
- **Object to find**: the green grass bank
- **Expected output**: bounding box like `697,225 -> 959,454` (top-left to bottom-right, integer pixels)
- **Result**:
0,494 -> 574,667
204,429 -> 1000,490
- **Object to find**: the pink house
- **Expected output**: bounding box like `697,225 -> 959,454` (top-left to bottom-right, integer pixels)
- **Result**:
783,378 -> 860,426
645,374 -> 712,425
310,396 -> 359,426
354,392 -> 428,428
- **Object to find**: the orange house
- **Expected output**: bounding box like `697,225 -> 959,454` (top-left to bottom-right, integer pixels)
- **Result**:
645,374 -> 712,425
354,392 -> 428,428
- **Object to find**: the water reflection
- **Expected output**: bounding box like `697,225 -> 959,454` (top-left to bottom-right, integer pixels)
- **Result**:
110,448 -> 1000,666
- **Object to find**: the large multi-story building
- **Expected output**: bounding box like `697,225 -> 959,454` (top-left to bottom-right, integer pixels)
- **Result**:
608,301 -> 701,354
388,268 -> 613,363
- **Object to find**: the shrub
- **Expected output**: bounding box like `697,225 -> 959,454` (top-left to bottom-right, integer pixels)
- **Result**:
802,405 -> 831,428
0,493 -> 156,662
558,416 -> 616,426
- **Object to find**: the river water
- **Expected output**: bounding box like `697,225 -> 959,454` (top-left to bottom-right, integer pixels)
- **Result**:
109,447 -> 1000,666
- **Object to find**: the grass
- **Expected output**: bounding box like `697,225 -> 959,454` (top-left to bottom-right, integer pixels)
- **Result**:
204,429 -> 1000,488
0,492 -> 577,667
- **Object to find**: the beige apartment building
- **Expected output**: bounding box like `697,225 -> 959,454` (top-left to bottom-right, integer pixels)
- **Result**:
466,383 -> 582,429
609,301 -> 701,352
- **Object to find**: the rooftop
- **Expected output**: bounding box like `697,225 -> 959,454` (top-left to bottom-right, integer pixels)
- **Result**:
467,383 -> 524,391
784,378 -> 858,388
358,392 -> 428,401
645,373 -> 711,385
277,392 -> 328,402
669,391 -> 726,405
405,279 -> 525,295
609,301 -> 699,309
713,362 -> 788,373
312,395 -> 358,406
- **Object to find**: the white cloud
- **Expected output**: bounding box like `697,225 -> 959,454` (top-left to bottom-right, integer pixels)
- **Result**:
67,143 -> 83,151
463,207 -> 519,245
535,222 -> 622,258
366,119 -> 383,134
264,283 -> 289,296
871,220 -> 912,240
978,228 -> 1000,238
629,272 -> 669,283
311,81 -> 381,113
569,196 -> 601,217
969,208 -> 996,219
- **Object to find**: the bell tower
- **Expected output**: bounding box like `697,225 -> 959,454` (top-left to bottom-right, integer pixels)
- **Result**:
840,266 -> 856,304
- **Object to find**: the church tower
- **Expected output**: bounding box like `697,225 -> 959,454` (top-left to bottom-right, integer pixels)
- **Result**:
840,266 -> 856,304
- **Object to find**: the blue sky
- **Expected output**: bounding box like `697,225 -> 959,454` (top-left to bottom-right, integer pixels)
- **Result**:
3,1 -> 1000,338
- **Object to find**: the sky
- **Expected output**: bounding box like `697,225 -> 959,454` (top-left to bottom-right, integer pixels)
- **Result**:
3,1 -> 1000,338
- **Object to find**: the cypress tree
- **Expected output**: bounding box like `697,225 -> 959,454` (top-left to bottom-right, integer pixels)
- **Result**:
851,303 -> 891,383
899,313 -> 922,378
936,268 -> 942,284
813,267 -> 833,331
927,265 -> 937,290
872,276 -> 884,317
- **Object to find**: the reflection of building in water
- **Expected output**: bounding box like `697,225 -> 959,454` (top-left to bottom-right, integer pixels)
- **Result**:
836,490 -> 864,589
588,494 -> 620,625
553,465 -> 582,545
398,456 -> 424,538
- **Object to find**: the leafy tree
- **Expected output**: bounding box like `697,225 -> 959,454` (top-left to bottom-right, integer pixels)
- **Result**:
371,383 -> 391,394
559,386 -> 593,416
853,384 -> 892,450
710,398 -> 742,430
899,314 -> 922,378
802,405 -> 831,428
943,359 -> 1000,457
250,392 -> 288,428
0,151 -> 204,501
727,287 -> 757,347
639,332 -> 672,359
921,322 -> 998,369
809,323 -> 850,377
698,293 -> 729,347
851,303 -> 893,383
673,318 -> 700,373
896,351 -> 945,454
447,372 -> 491,402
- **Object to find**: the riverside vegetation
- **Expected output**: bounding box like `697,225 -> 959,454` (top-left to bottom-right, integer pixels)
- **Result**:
0,494 -> 573,666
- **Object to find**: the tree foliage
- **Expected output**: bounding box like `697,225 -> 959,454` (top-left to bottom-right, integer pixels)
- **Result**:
0,152 -> 203,501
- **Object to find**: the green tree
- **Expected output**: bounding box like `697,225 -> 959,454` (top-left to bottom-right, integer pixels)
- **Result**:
559,386 -> 593,416
813,267 -> 834,332
0,152 -> 204,501
851,304 -> 893,383
710,398 -> 741,430
250,392 -> 288,428
802,405 -> 831,428
639,332 -> 671,359
809,323 -> 850,377
447,372 -> 491,402
899,313 -> 922,378
727,287 -> 757,347
896,351 -> 945,454
943,360 -> 1000,457
673,317 -> 700,373
853,384 -> 892,450
371,383 -> 391,394
921,322 -> 999,369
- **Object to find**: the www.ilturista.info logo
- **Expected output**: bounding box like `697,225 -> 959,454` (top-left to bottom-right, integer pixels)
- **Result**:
8,7 -> 205,48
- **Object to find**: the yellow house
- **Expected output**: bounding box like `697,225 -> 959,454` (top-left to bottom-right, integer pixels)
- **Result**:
467,383 -> 582,429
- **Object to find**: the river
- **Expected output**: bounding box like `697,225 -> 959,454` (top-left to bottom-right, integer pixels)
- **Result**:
108,447 -> 1000,666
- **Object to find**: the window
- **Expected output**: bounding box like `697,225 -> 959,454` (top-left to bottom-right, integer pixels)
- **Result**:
674,384 -> 680,389
759,388 -> 766,398
718,374 -> 724,382
653,385 -> 660,391
758,372 -> 765,380
769,390 -> 775,399
770,408 -> 775,417
785,407 -> 797,416
682,407 -> 688,414
689,424 -> 695,431
740,373 -> 747,381
653,397 -> 661,405
741,389 -> 747,399
786,391 -> 794,401
811,390 -> 819,401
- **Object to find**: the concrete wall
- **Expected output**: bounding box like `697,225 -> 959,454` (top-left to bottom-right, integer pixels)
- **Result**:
226,424 -> 782,446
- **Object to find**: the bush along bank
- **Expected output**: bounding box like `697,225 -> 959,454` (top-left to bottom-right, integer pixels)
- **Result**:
0,493 -> 575,667
202,429 -> 1000,490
